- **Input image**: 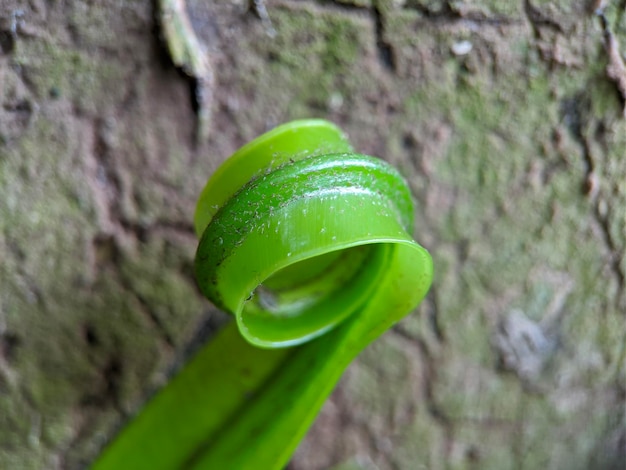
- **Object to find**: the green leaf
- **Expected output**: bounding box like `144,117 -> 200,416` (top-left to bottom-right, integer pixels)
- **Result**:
93,119 -> 432,470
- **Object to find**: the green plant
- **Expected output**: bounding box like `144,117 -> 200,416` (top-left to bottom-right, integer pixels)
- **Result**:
93,119 -> 432,469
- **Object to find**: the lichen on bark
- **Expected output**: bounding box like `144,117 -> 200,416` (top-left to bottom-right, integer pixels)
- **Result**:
0,1 -> 624,469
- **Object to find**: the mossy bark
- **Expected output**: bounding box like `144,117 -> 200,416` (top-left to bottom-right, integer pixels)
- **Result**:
1,1 -> 624,469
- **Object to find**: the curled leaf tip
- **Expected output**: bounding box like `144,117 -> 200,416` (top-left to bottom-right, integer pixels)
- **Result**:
93,119 -> 432,470
194,119 -> 432,348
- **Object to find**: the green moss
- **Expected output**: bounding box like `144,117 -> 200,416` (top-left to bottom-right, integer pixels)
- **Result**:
13,40 -> 127,114
119,242 -> 205,344
333,0 -> 372,7
344,335 -> 415,418
3,0 -> 626,468
0,68 -> 196,468
393,407 -> 447,469
257,6 -> 371,117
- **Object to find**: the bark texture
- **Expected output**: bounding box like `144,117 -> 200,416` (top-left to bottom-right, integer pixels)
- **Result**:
0,1 -> 625,469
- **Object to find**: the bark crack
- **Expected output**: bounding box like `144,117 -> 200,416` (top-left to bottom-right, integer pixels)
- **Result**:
523,0 -> 566,34
598,11 -> 626,116
371,4 -> 396,73
319,1 -> 397,72
404,1 -> 519,27
560,94 -> 626,310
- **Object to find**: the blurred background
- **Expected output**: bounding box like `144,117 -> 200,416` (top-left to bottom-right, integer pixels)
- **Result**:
0,1 -> 625,468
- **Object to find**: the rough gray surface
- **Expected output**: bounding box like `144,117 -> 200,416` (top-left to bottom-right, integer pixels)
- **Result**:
0,0 -> 624,469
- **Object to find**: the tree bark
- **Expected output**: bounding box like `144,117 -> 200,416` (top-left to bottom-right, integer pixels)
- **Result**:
0,1 -> 624,469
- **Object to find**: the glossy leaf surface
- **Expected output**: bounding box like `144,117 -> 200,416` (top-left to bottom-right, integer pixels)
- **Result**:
93,120 -> 432,470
